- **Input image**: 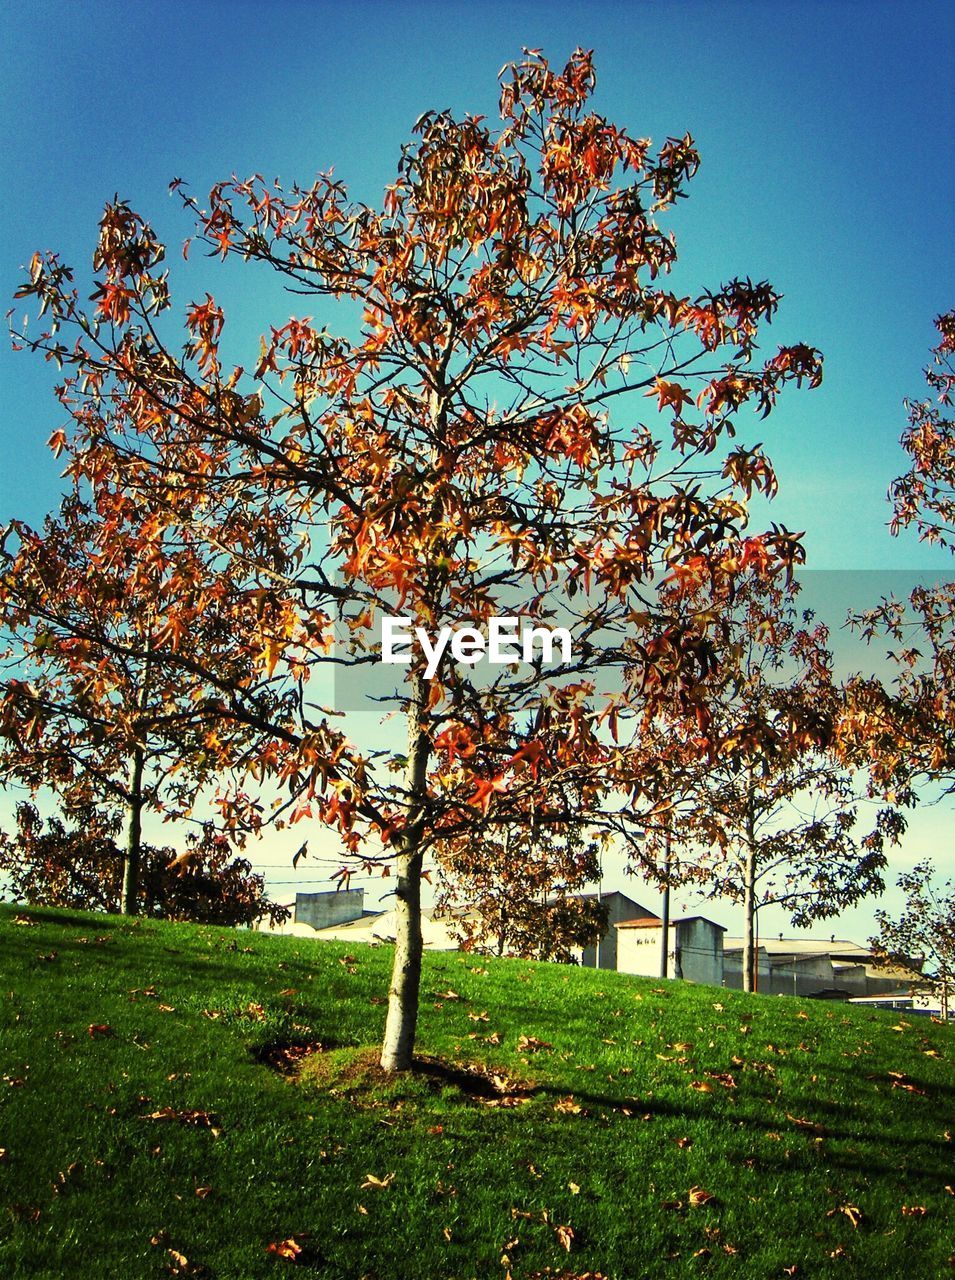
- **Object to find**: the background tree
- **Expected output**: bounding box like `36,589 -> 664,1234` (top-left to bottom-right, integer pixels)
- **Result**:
11,49 -> 823,1070
0,488 -> 291,915
870,859 -> 954,1019
434,788 -> 607,960
841,312 -> 955,802
638,573 -> 897,991
0,801 -> 289,927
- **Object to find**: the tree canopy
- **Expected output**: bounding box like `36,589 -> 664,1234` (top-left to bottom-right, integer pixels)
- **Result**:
8,48 -> 826,1069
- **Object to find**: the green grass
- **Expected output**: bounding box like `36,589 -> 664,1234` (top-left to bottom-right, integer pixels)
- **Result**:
0,904 -> 952,1279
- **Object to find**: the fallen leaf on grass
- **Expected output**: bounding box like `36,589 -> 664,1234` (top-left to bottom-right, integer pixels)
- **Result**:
267,1236 -> 306,1261
140,1107 -> 222,1135
785,1113 -> 827,1137
194,1186 -> 213,1199
826,1203 -> 863,1229
704,1071 -> 736,1089
688,1186 -> 717,1208
87,1024 -> 113,1038
887,1071 -> 926,1096
554,1223 -> 575,1252
166,1248 -> 209,1276
553,1096 -> 583,1115
568,1182 -> 581,1195
689,1081 -> 713,1093
51,1162 -> 83,1195
361,1172 -> 394,1190
901,1204 -> 928,1217
517,1035 -> 553,1053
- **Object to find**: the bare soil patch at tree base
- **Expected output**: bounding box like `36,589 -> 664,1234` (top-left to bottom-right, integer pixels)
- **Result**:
291,1043 -> 536,1105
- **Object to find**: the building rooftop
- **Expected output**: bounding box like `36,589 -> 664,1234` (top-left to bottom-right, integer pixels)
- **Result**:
723,937 -> 870,957
615,914 -> 726,931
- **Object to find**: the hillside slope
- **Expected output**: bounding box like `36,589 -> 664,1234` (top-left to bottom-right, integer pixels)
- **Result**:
0,904 -> 952,1279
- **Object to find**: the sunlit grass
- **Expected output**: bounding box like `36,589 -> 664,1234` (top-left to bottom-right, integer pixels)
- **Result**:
0,903 -> 952,1278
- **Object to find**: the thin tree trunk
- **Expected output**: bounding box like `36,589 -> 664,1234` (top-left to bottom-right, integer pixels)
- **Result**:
660,828 -> 671,980
380,672 -> 430,1072
742,773 -> 758,993
121,744 -> 145,916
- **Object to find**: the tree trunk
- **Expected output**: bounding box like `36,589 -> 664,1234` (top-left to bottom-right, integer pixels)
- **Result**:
742,774 -> 758,993
660,829 -> 671,980
380,672 -> 430,1072
380,845 -> 425,1071
121,745 -> 145,916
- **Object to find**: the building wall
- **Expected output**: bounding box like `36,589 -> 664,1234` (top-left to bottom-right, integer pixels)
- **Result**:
722,948 -> 772,991
614,919 -> 724,985
674,918 -> 723,986
294,888 -> 365,930
615,925 -> 668,978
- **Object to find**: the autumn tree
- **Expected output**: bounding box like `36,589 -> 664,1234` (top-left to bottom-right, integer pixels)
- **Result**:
841,312 -> 955,802
638,574 -> 896,992
0,490 -> 288,914
0,801 -> 289,927
434,784 -> 607,960
870,860 -> 954,1019
11,49 -> 825,1070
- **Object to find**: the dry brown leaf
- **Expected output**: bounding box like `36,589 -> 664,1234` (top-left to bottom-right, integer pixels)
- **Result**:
267,1237 -> 304,1260
688,1186 -> 716,1208
785,1113 -> 827,1137
517,1035 -> 553,1053
554,1096 -> 583,1115
704,1071 -> 737,1089
826,1203 -> 863,1229
901,1204 -> 928,1217
554,1223 -> 575,1252
361,1171 -> 394,1190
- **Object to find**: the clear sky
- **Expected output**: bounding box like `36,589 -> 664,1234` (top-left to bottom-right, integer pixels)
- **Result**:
1,1 -> 953,937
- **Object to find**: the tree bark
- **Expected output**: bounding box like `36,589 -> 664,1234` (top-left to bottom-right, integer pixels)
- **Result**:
121,744 -> 145,916
380,672 -> 430,1072
742,773 -> 758,993
660,829 -> 671,980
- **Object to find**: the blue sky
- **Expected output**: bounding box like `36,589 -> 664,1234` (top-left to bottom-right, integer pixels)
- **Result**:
1,1 -> 953,932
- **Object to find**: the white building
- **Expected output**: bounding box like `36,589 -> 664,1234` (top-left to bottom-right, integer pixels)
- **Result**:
615,914 -> 725,985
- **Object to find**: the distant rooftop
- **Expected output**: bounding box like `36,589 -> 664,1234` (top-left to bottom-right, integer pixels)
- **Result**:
723,937 -> 869,957
616,914 -> 725,931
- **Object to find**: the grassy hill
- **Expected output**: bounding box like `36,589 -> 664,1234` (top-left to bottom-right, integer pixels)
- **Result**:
0,904 -> 952,1279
